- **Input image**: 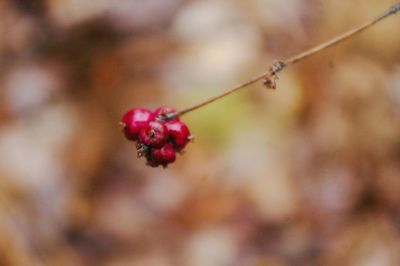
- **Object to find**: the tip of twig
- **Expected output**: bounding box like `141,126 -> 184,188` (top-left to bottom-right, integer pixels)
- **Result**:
388,3 -> 400,15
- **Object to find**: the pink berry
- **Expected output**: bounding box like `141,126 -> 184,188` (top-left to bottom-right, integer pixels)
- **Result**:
150,143 -> 176,167
121,108 -> 154,140
165,121 -> 191,151
154,106 -> 179,122
139,121 -> 168,148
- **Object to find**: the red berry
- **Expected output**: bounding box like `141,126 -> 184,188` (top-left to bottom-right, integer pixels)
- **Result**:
150,143 -> 176,167
154,106 -> 179,122
139,121 -> 168,148
165,121 -> 191,151
121,106 -> 192,167
121,108 -> 154,140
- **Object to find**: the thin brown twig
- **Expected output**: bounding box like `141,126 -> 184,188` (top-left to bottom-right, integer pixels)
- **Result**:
170,3 -> 399,119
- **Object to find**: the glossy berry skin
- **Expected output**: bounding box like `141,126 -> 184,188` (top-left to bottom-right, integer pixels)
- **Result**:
121,108 -> 154,140
154,106 -> 179,122
139,121 -> 168,148
121,105 -> 192,168
165,121 -> 191,151
150,143 -> 176,167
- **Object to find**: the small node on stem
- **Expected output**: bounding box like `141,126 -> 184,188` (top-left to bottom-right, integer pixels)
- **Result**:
263,60 -> 286,89
271,60 -> 286,74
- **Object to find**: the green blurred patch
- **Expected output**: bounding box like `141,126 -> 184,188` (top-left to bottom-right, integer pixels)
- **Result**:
182,87 -> 253,150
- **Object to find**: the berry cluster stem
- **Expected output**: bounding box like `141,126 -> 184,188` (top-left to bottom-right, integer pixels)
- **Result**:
171,3 -> 400,119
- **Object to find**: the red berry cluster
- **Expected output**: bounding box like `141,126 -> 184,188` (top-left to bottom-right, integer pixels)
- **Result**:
120,107 -> 192,168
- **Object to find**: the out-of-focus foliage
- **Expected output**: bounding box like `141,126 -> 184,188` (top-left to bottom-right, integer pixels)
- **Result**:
1,0 -> 400,265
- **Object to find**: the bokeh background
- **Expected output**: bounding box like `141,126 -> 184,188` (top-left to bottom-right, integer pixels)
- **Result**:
1,0 -> 400,265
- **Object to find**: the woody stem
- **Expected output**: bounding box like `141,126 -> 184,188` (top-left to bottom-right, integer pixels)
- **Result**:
169,3 -> 399,119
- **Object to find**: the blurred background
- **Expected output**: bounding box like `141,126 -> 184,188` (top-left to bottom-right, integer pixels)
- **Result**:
1,0 -> 400,265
